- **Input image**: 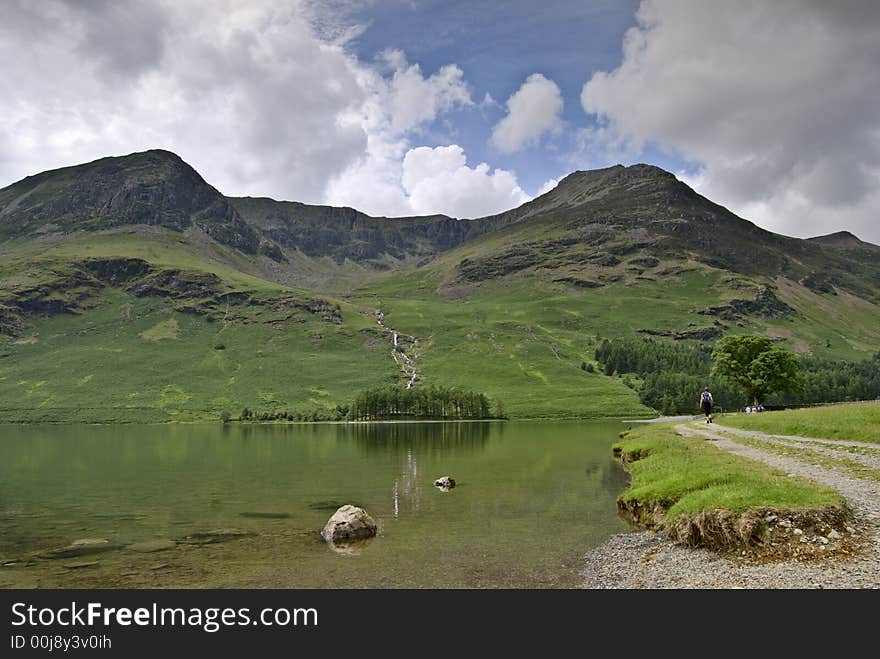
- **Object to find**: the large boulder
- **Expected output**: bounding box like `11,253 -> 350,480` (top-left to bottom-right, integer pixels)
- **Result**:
321,505 -> 377,543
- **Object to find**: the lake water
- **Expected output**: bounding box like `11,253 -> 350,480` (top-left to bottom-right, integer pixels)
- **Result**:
0,421 -> 631,588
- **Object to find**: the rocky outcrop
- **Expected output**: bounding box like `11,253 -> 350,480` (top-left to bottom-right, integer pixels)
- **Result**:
638,326 -> 724,341
697,286 -> 796,321
129,269 -> 223,299
552,277 -> 603,289
800,272 -> 838,295
320,505 -> 377,543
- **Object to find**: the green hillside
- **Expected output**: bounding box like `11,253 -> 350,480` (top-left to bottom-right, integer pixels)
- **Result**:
1,150 -> 878,422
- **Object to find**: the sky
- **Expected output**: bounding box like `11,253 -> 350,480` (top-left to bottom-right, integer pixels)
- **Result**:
1,0 -> 879,243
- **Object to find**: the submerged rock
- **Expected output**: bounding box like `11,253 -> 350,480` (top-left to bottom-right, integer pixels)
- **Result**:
326,536 -> 375,556
179,529 -> 257,545
433,476 -> 456,491
63,560 -> 99,570
128,539 -> 177,553
40,538 -> 122,559
320,505 -> 377,544
239,511 -> 291,519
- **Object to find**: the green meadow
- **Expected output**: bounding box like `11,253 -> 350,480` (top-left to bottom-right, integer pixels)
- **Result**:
717,401 -> 880,443
0,291 -> 395,423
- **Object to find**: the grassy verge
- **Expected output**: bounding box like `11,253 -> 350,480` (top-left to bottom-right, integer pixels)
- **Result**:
613,423 -> 847,554
716,401 -> 880,443
615,423 -> 842,519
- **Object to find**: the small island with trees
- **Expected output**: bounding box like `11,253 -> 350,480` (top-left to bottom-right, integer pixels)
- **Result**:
234,385 -> 503,423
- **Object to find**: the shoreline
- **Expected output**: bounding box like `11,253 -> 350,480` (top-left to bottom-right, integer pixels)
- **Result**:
579,523 -> 880,588
0,415 -> 656,427
585,415 -> 880,588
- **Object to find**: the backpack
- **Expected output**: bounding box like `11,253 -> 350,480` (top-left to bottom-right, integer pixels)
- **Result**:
701,391 -> 712,403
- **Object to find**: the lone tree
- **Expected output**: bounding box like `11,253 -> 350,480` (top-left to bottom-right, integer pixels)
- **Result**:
710,335 -> 801,405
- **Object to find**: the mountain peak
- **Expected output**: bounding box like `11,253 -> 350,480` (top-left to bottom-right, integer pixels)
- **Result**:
807,230 -> 866,248
531,162 -> 683,212
0,148 -> 259,252
558,163 -> 677,187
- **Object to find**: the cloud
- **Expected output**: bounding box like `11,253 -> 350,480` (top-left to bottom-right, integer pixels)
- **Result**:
0,0 -> 368,204
0,1 -> 529,221
491,74 -> 563,154
324,54 -> 530,219
402,146 -> 531,218
537,178 -> 561,196
379,49 -> 473,135
580,0 -> 880,243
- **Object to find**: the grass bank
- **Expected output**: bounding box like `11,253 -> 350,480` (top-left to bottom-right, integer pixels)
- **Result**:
716,400 -> 880,443
613,423 -> 848,556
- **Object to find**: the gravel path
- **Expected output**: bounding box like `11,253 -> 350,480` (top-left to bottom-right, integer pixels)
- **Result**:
580,420 -> 880,589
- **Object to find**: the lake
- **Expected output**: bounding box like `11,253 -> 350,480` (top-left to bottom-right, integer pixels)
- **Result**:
0,420 -> 631,588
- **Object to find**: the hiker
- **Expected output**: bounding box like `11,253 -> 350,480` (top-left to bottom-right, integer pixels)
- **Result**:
757,403 -> 765,413
745,405 -> 752,414
698,387 -> 714,423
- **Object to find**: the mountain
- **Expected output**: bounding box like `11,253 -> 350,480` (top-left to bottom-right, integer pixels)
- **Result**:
0,150 -> 259,253
807,230 -> 871,248
1,149 -> 877,422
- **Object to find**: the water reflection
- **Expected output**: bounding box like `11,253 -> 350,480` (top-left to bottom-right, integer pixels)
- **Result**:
392,446 -> 421,518
345,421 -> 493,455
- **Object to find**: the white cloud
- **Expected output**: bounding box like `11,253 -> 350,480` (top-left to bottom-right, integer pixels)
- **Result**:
0,0 -> 367,204
324,54 -> 529,219
1,0 -> 527,222
537,178 -> 560,196
581,0 -> 880,243
402,146 -> 531,218
380,49 -> 473,135
491,74 -> 563,154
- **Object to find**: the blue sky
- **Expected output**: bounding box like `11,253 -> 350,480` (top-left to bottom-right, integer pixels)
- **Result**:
1,1 -> 878,242
344,0 -> 655,193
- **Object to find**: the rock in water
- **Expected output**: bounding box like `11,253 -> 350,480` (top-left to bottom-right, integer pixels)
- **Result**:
39,538 -> 122,559
127,539 -> 177,553
63,561 -> 99,570
239,511 -> 291,519
433,476 -> 456,490
178,529 -> 256,545
321,505 -> 377,543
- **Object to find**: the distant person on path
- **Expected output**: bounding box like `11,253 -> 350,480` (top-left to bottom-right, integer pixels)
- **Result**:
699,387 -> 714,423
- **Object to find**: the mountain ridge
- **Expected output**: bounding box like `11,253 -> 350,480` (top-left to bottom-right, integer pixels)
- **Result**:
1,149 -> 878,422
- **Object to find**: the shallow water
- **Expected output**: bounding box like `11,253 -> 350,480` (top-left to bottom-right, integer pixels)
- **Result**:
0,420 -> 630,588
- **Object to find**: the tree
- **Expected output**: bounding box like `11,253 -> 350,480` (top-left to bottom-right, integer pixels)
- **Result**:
711,335 -> 801,405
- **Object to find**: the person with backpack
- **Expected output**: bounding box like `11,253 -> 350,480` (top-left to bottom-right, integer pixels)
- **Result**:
698,387 -> 714,423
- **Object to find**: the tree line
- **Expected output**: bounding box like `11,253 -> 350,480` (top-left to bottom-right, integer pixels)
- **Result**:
768,354 -> 880,406
595,336 -> 880,414
226,387 -> 500,423
350,385 -> 497,421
